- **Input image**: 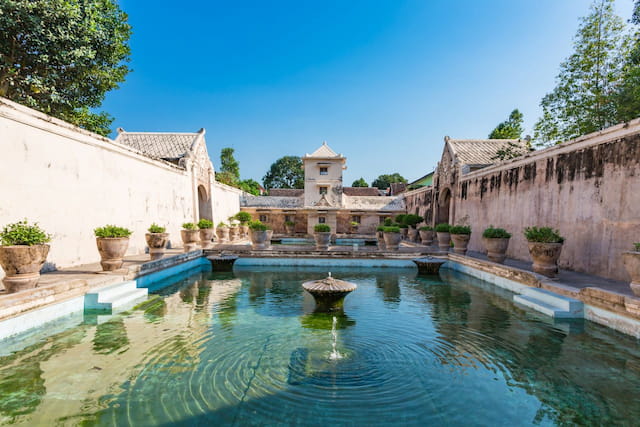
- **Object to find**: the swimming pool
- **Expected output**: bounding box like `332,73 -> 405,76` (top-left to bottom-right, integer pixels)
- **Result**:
1,265 -> 639,425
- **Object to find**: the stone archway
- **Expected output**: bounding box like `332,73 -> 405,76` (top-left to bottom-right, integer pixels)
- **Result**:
198,184 -> 213,221
437,187 -> 452,224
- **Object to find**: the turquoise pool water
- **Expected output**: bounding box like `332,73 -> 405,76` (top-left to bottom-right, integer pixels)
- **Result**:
1,266 -> 639,425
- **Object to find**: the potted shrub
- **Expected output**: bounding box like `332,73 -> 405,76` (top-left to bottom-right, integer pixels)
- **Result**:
181,222 -> 200,252
285,220 -> 295,235
399,224 -> 409,239
524,226 -> 565,277
146,223 -> 169,260
228,216 -> 239,242
314,224 -> 332,250
235,212 -> 252,238
450,225 -> 471,255
249,220 -> 270,250
418,226 -> 435,246
0,220 -> 51,293
404,214 -> 424,242
95,225 -> 132,271
198,219 -> 215,249
266,226 -> 273,249
350,221 -> 359,234
376,225 -> 386,249
217,222 -> 229,243
482,226 -> 511,264
435,223 -> 451,251
382,226 -> 402,250
623,243 -> 640,296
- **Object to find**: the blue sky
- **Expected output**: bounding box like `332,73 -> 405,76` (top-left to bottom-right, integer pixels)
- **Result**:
106,0 -> 634,186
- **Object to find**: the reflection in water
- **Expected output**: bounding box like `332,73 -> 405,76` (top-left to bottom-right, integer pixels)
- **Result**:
1,267 -> 640,426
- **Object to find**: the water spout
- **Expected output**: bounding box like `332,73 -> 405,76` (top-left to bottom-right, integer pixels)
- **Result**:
329,316 -> 342,360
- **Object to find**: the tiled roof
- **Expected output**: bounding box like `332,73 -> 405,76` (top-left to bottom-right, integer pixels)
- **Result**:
304,141 -> 343,158
268,188 -> 304,197
114,129 -> 202,165
447,138 -> 528,166
343,187 -> 381,196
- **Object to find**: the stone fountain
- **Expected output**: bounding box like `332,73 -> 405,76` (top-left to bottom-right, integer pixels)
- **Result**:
302,273 -> 357,311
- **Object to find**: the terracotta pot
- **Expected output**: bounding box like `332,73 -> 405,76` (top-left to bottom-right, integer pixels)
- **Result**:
145,233 -> 169,260
377,231 -> 386,250
400,228 -> 408,239
230,226 -> 239,242
96,238 -> 129,271
483,237 -> 510,264
622,251 -> 640,296
383,232 -> 402,250
314,232 -> 332,250
436,232 -> 451,251
217,226 -> 229,243
199,228 -> 215,249
451,234 -> 471,255
250,229 -> 269,250
419,230 -> 435,245
0,244 -> 50,293
240,225 -> 249,238
181,229 -> 200,252
350,226 -> 359,234
408,228 -> 418,242
527,242 -> 563,277
285,224 -> 294,235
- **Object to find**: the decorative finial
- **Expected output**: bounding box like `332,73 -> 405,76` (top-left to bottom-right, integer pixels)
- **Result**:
328,272 -> 331,277
323,140 -> 327,145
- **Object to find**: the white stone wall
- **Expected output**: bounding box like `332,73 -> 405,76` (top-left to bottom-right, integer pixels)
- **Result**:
211,182 -> 242,226
0,98 -> 204,282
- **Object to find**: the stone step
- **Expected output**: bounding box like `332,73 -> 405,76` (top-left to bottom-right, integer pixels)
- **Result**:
520,287 -> 583,312
514,289 -> 583,319
84,281 -> 148,311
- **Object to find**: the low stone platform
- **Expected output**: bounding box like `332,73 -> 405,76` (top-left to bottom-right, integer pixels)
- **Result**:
0,249 -> 202,322
206,242 -> 437,258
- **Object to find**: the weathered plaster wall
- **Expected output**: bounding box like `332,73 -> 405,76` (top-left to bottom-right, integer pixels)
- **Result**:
404,187 -> 434,225
455,125 -> 640,281
211,182 -> 241,226
0,98 -> 209,281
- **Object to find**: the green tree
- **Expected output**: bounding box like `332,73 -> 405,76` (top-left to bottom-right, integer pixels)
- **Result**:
534,0 -> 630,145
217,148 -> 240,185
263,156 -> 304,189
615,0 -> 640,122
238,179 -> 261,196
371,173 -> 407,190
0,0 -> 131,136
351,177 -> 368,187
488,109 -> 524,139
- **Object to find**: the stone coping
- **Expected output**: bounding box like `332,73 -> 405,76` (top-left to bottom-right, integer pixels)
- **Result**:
0,249 -> 201,322
448,253 -> 640,323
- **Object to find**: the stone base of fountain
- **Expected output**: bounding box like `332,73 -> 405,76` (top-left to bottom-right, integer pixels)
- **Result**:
302,274 -> 357,312
412,257 -> 446,274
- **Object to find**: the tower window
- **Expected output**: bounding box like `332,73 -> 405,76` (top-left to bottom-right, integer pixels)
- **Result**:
319,186 -> 328,195
320,167 -> 328,175
318,217 -> 326,224
259,215 -> 268,222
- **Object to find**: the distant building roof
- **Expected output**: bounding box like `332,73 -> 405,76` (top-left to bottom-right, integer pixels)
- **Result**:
389,182 -> 407,196
114,128 -> 204,167
303,141 -> 344,159
408,172 -> 434,189
268,188 -> 304,197
445,137 -> 528,166
343,187 -> 381,196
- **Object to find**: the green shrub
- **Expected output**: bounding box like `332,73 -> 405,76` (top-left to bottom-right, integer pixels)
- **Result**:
435,223 -> 450,232
285,221 -> 295,226
0,220 -> 51,246
197,219 -> 214,229
482,226 -> 511,239
524,227 -> 564,243
234,211 -> 252,224
314,224 -> 331,233
350,221 -> 359,227
383,218 -> 393,226
248,220 -> 268,231
148,223 -> 166,234
403,214 -> 424,227
381,226 -> 400,233
419,226 -> 434,231
94,225 -> 132,238
182,222 -> 198,231
633,243 -> 640,251
450,225 -> 471,235
399,224 -> 409,229
217,222 -> 228,228
376,225 -> 385,232
394,214 -> 407,225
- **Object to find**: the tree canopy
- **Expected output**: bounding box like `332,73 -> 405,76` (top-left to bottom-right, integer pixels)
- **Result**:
371,173 -> 407,190
614,0 -> 640,122
238,179 -> 261,196
488,109 -> 524,139
0,0 -> 132,136
351,177 -> 368,187
263,156 -> 304,189
534,0 -> 630,145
